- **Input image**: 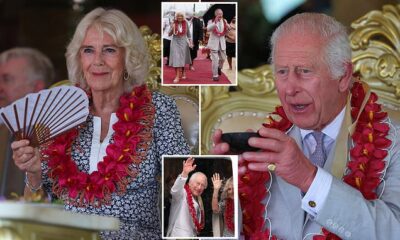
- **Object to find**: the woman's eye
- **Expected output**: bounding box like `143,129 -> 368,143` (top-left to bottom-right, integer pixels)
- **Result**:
103,48 -> 117,54
82,48 -> 94,54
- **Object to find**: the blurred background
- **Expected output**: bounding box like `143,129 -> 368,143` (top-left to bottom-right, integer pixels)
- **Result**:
0,0 -> 398,84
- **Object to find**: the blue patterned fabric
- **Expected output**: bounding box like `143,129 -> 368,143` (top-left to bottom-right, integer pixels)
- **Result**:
42,91 -> 190,239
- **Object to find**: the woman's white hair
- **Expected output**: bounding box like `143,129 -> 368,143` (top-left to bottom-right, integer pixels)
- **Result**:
221,177 -> 233,200
175,11 -> 185,20
66,7 -> 149,92
270,13 -> 351,80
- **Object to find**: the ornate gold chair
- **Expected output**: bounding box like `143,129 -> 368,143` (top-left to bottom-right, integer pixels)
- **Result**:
52,26 -> 199,154
201,4 -> 400,154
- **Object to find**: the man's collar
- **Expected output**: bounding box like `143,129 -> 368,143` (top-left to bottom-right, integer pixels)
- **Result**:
300,106 -> 346,141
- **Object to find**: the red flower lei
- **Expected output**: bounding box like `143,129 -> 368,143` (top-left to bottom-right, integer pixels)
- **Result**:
225,198 -> 235,233
213,18 -> 228,37
42,85 -> 155,207
173,20 -> 187,36
184,184 -> 205,233
239,81 -> 392,239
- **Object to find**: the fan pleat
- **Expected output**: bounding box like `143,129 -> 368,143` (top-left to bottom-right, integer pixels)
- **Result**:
0,86 -> 89,147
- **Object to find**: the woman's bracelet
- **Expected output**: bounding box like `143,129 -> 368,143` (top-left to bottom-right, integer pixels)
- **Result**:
24,172 -> 42,193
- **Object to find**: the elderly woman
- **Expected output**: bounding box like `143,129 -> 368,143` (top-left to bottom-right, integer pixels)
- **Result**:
169,11 -> 193,83
212,174 -> 234,237
11,8 -> 189,239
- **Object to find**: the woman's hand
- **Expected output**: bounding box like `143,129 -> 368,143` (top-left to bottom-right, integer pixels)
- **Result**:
212,173 -> 222,190
182,157 -> 196,178
11,140 -> 41,174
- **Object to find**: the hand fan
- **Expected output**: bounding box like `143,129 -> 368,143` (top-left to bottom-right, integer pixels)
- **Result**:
0,86 -> 89,147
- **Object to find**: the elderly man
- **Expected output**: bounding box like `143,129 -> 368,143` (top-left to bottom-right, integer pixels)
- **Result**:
207,8 -> 229,81
167,157 -> 207,237
212,13 -> 400,239
0,47 -> 54,198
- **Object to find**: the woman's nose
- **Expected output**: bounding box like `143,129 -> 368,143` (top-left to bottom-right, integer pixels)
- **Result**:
93,51 -> 104,66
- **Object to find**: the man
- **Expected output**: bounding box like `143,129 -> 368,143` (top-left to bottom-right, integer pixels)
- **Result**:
162,12 -> 173,66
212,13 -> 400,239
167,157 -> 207,237
207,9 -> 229,81
186,11 -> 203,71
0,47 -> 54,198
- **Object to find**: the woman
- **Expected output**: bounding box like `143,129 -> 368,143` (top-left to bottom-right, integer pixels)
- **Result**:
225,16 -> 236,70
212,174 -> 234,237
11,8 -> 190,239
168,12 -> 193,83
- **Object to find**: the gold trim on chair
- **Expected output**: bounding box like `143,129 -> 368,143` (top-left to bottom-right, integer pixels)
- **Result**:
350,4 -> 400,111
201,65 -> 280,154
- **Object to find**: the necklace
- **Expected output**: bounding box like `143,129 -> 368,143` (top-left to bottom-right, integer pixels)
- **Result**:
184,184 -> 205,233
213,18 -> 227,37
174,21 -> 187,36
239,81 -> 392,239
225,198 -> 235,233
42,85 -> 155,207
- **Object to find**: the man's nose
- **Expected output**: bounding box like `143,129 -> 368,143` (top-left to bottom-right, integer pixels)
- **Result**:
285,71 -> 300,96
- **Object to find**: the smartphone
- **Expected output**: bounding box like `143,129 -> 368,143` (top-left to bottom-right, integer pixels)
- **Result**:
220,132 -> 260,153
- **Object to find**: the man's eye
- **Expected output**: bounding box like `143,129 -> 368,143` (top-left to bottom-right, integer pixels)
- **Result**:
276,69 -> 287,75
300,68 -> 311,74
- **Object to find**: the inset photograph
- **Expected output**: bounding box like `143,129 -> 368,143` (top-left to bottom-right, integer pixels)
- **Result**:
162,155 -> 238,238
162,2 -> 237,85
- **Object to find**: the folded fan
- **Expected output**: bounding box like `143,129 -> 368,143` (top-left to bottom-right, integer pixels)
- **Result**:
0,86 -> 89,147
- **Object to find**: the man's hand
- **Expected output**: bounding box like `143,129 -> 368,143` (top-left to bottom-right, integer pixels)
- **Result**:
211,129 -> 248,178
210,129 -> 230,154
182,157 -> 196,178
241,127 -> 317,192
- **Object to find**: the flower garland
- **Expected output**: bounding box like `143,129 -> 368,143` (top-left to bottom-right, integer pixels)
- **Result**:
42,85 -> 155,207
184,184 -> 205,233
213,18 -> 228,37
239,81 -> 392,239
225,198 -> 235,233
173,20 -> 187,36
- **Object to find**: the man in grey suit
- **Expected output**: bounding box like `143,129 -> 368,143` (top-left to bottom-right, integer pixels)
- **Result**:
212,13 -> 400,239
207,9 -> 229,81
167,157 -> 207,237
0,47 -> 53,198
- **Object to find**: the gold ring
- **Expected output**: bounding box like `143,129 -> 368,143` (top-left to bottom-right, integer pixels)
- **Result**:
267,163 -> 276,172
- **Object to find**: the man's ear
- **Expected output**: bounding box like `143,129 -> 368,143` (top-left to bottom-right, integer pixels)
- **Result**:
338,62 -> 353,93
34,80 -> 46,92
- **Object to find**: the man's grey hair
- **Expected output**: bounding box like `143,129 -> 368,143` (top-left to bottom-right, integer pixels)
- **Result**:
270,13 -> 351,80
0,47 -> 54,86
189,172 -> 208,189
214,8 -> 223,16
